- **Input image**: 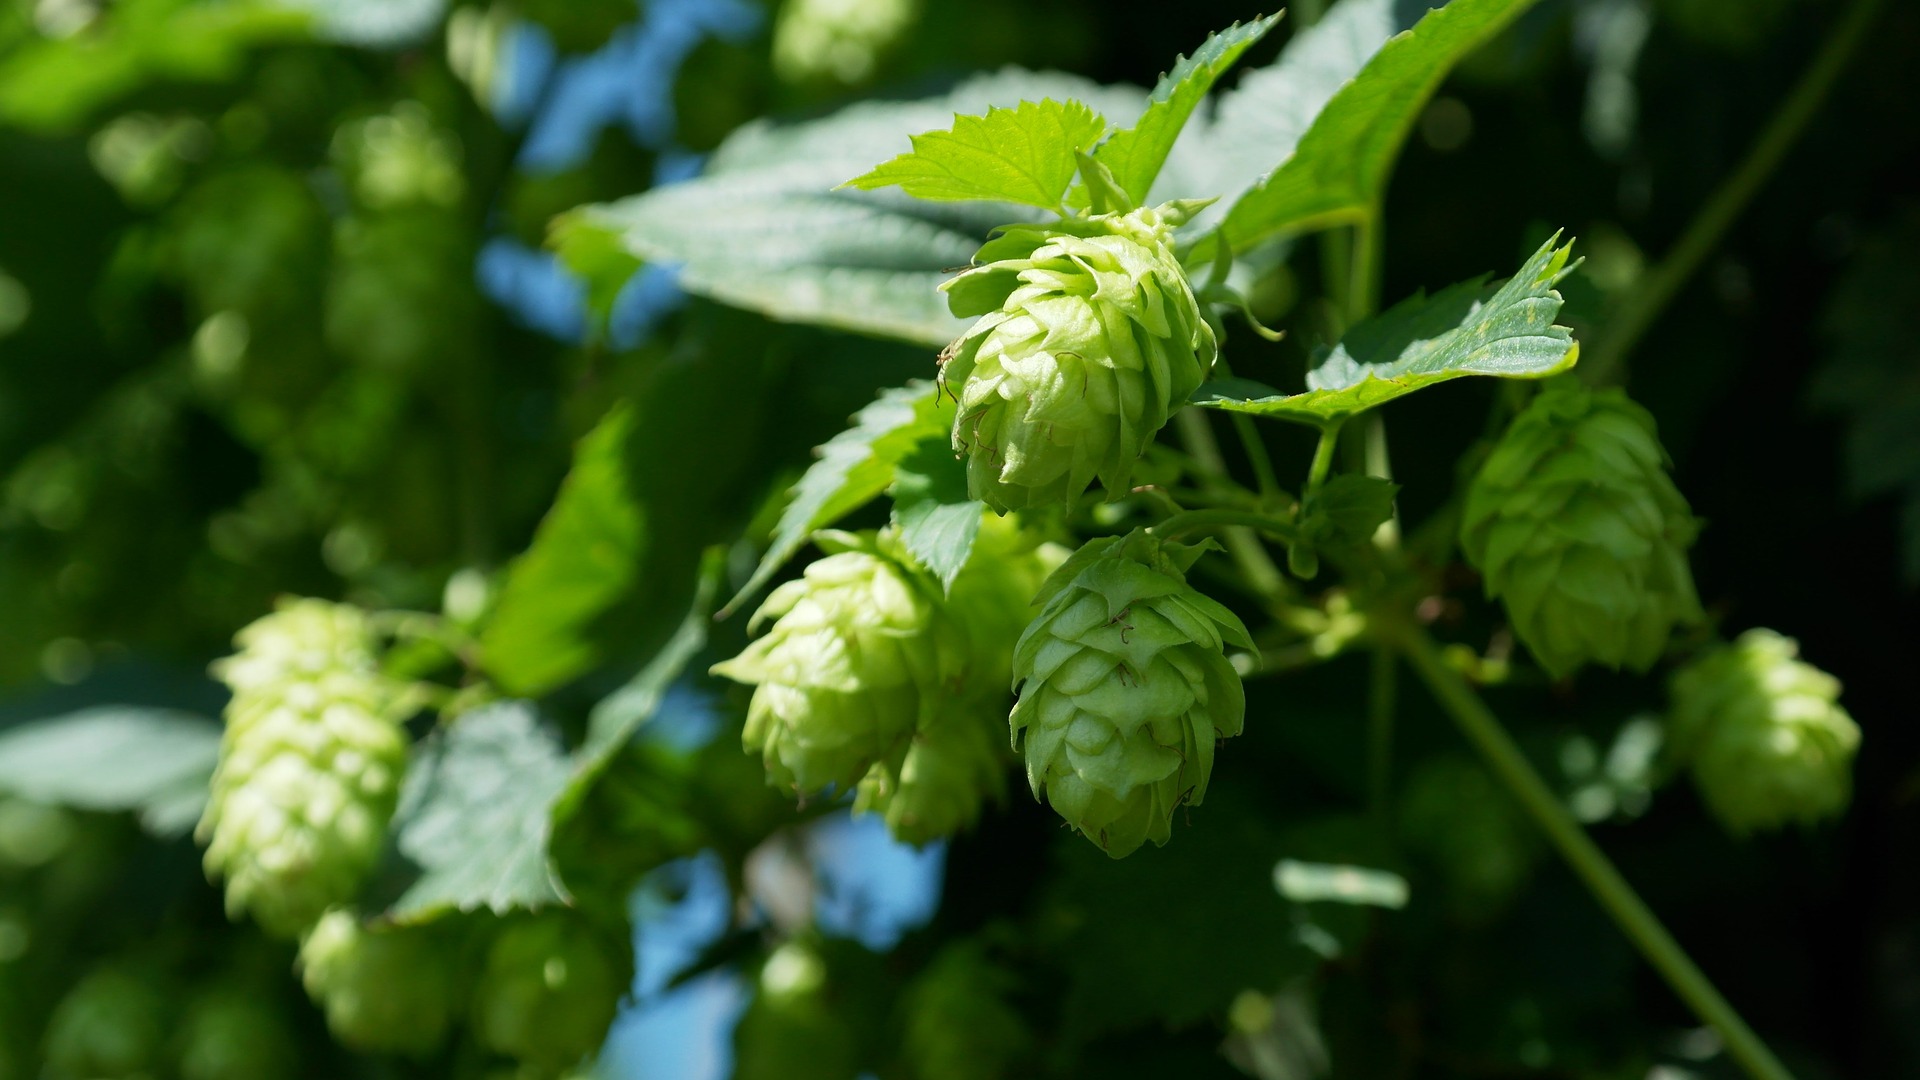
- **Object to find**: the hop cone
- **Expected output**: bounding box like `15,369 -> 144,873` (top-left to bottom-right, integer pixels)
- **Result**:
471,915 -> 630,1068
199,599 -> 409,937
713,531 -> 969,795
853,518 -> 1067,843
941,202 -> 1217,512
298,909 -> 458,1057
1461,382 -> 1703,677
733,941 -> 861,1080
1011,530 -> 1251,856
1668,629 -> 1861,834
43,968 -> 167,1080
177,988 -> 297,1080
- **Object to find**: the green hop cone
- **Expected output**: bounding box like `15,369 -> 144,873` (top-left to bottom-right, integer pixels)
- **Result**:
471,914 -> 631,1069
713,530 -> 969,795
43,967 -> 168,1080
298,908 -> 459,1057
1461,381 -> 1703,677
177,987 -> 297,1080
199,598 -> 411,937
1668,629 -> 1861,834
1011,529 -> 1251,857
853,517 -> 1068,844
941,201 -> 1218,512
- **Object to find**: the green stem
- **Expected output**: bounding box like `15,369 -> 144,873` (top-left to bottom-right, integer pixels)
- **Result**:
1347,208 -> 1383,329
1395,625 -> 1796,1080
1584,0 -> 1883,384
1367,647 -> 1397,828
1232,413 -> 1284,504
1153,508 -> 1299,544
1173,408 -> 1291,600
1304,421 -> 1343,501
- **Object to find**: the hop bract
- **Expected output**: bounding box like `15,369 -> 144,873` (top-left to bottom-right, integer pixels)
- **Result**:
941,202 -> 1217,512
298,909 -> 458,1057
1668,629 -> 1860,835
1461,382 -> 1702,677
471,914 -> 630,1069
198,599 -> 410,937
1010,530 -> 1251,857
713,530 -> 969,795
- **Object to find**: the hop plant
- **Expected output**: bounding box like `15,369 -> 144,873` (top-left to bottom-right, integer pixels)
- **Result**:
899,942 -> 1030,1080
470,914 -> 630,1069
199,599 -> 411,937
1461,381 -> 1703,677
1010,529 -> 1251,856
853,518 -> 1067,843
43,968 -> 168,1080
1668,629 -> 1861,834
941,201 -> 1218,512
177,987 -> 297,1080
298,909 -> 459,1057
713,530 -> 970,796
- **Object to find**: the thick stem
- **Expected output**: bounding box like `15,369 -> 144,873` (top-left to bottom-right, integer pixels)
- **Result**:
1395,625 -> 1796,1080
1584,0 -> 1883,384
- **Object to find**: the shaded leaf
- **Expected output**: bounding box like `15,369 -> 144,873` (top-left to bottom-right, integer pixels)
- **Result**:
389,702 -> 572,920
567,70 -> 1145,346
1304,474 -> 1400,548
1214,0 -> 1546,250
889,440 -> 983,591
0,706 -> 219,837
725,381 -> 951,616
1194,235 -> 1578,426
1096,14 -> 1284,207
481,405 -> 644,697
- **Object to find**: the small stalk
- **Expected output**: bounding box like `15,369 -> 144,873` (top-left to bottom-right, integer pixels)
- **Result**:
1174,408 -> 1291,601
1394,624 -> 1796,1080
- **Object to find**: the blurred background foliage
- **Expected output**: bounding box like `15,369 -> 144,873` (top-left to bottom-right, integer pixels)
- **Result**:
0,0 -> 1915,1077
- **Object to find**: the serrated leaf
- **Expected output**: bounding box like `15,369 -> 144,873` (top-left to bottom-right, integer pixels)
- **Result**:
1213,0 -> 1545,250
845,99 -> 1109,210
725,381 -> 951,616
389,702 -> 572,920
0,707 -> 219,837
889,439 -> 982,591
481,405 -> 644,697
1096,14 -> 1283,207
1305,474 -> 1400,547
1194,235 -> 1578,426
567,70 -> 1146,346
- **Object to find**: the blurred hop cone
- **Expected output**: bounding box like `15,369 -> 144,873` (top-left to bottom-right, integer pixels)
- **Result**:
1461,381 -> 1703,677
199,598 -> 411,937
43,967 -> 168,1080
470,914 -> 630,1069
1010,529 -> 1251,857
177,986 -> 298,1080
712,530 -> 970,797
1668,628 -> 1861,835
940,201 -> 1218,513
899,941 -> 1029,1080
298,909 -> 457,1057
852,516 -> 1068,844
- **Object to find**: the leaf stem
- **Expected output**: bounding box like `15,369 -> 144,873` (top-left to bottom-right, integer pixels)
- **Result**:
1232,413 -> 1284,503
1153,508 -> 1299,544
1584,0 -> 1884,384
1393,623 -> 1796,1080
1305,421 -> 1343,501
1174,408 -> 1291,600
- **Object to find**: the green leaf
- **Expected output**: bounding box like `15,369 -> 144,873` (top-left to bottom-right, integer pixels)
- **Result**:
725,381 -> 951,616
1095,14 -> 1283,207
549,211 -> 643,340
1303,474 -> 1400,548
889,439 -> 983,591
568,70 -> 1146,346
573,552 -> 721,780
1213,0 -> 1546,251
1194,235 -> 1578,426
844,99 -> 1108,210
481,405 -> 644,697
0,706 -> 219,837
388,702 -> 572,921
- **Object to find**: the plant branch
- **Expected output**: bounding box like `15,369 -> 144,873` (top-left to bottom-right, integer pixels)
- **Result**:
1368,647 -> 1397,828
1153,508 -> 1299,544
1584,0 -> 1884,384
1393,623 -> 1796,1080
1173,408 -> 1291,600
